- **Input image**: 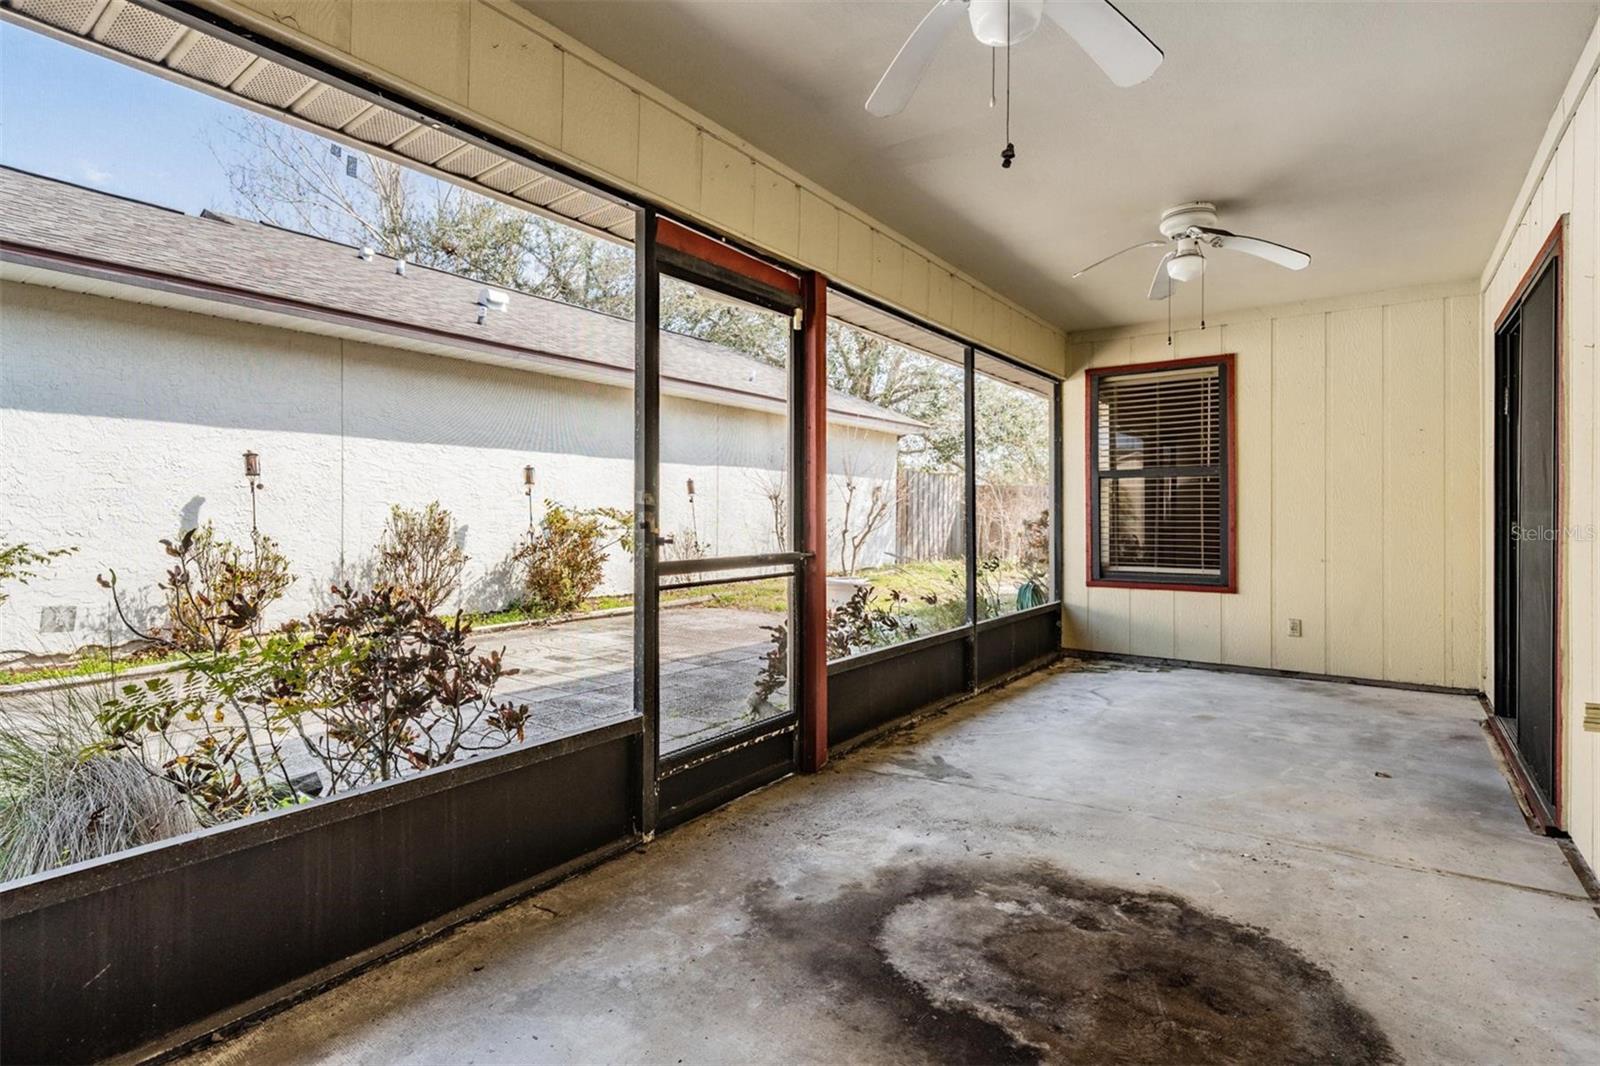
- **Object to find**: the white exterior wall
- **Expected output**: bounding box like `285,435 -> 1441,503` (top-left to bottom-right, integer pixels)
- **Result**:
1479,19 -> 1600,868
0,282 -> 898,657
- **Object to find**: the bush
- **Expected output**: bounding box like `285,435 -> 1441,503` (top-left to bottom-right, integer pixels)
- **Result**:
258,584 -> 533,790
375,502 -> 468,614
825,585 -> 925,658
747,584 -> 936,712
0,689 -> 195,880
514,504 -> 630,617
161,523 -> 292,650
98,581 -> 536,822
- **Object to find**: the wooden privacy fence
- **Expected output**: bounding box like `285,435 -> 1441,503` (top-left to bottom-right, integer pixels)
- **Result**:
895,469 -> 1049,563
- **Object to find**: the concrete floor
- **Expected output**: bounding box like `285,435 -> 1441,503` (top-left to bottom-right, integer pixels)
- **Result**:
186,660 -> 1598,1065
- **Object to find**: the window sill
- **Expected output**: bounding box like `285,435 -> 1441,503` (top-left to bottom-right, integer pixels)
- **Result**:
1087,577 -> 1238,594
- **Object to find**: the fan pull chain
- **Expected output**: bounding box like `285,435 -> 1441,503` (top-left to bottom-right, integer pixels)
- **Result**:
989,47 -> 996,108
1167,289 -> 1173,347
1200,261 -> 1206,330
1000,0 -> 1016,168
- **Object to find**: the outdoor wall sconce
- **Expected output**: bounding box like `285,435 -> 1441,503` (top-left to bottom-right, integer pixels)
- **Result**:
523,465 -> 536,542
243,450 -> 264,531
686,478 -> 699,545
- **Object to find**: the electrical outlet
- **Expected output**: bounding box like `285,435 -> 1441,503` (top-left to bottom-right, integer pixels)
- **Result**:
1287,618 -> 1303,638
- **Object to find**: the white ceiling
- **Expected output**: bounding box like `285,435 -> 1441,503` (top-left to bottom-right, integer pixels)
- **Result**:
520,0 -> 1597,332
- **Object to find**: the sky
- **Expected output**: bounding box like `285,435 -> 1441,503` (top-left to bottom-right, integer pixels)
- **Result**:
0,22 -> 241,214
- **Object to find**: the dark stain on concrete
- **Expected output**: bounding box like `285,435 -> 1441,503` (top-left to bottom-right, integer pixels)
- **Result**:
746,862 -> 1398,1065
888,754 -> 973,781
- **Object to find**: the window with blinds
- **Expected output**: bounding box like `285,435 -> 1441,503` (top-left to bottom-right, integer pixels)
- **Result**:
1088,356 -> 1235,590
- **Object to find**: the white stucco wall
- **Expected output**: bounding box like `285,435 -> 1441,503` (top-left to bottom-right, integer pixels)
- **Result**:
0,281 -> 898,657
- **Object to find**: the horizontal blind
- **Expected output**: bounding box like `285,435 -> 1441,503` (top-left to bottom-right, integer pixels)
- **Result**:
1093,363 -> 1225,581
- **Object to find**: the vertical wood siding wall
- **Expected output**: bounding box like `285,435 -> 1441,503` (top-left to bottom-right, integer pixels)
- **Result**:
1480,21 -> 1600,867
1063,284 -> 1481,691
199,0 -> 1065,375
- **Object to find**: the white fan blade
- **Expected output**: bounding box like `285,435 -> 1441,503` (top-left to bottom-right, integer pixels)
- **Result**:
865,0 -> 969,117
1072,239 -> 1166,278
1147,252 -> 1174,300
1201,228 -> 1311,270
1044,0 -> 1164,87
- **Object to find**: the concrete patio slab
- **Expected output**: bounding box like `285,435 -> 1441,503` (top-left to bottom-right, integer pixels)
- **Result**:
181,660 -> 1598,1065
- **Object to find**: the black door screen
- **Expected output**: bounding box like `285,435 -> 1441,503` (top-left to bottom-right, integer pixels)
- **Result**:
1495,258 -> 1559,808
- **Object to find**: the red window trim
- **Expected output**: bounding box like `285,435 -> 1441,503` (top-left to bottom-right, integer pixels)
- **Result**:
1084,353 -> 1239,594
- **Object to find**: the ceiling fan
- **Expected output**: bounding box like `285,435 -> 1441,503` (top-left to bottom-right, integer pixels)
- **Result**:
1073,202 -> 1312,301
865,0 -> 1164,119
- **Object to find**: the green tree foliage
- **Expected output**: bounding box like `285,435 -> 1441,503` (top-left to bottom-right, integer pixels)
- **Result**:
0,542 -> 75,605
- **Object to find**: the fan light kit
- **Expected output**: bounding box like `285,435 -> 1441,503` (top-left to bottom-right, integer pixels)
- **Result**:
865,0 -> 1163,169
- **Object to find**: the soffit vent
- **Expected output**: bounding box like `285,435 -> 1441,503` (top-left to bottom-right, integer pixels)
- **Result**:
393,125 -> 462,167
9,0 -> 104,34
478,161 -> 541,194
548,189 -> 609,221
343,105 -> 418,147
93,0 -> 182,61
434,144 -> 504,180
513,175 -> 571,207
291,83 -> 369,129
233,58 -> 316,109
2,0 -> 635,247
579,202 -> 632,231
167,32 -> 252,86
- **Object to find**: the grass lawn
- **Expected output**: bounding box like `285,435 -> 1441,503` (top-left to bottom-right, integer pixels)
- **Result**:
0,648 -> 181,688
2,559 -> 1025,688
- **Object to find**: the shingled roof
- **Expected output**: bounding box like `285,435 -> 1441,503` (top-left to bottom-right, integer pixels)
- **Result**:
0,166 -> 922,436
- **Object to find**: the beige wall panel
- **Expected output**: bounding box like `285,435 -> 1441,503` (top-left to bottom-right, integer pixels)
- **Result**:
350,0 -> 468,103
1560,91 -> 1597,860
700,134 -> 754,237
971,291 -> 995,347
871,231 -> 902,304
796,190 -> 837,274
561,55 -> 638,183
1270,313 -> 1327,674
1075,338 -> 1129,652
1173,590 -> 1223,663
950,278 -> 974,335
992,305 -> 1013,354
752,165 -> 800,258
638,98 -> 700,211
926,267 -> 953,328
467,4 -> 561,149
235,0 -> 351,49
900,251 -> 929,316
1085,585 -> 1131,653
1381,300 -> 1447,684
1325,306 -> 1386,680
1220,318 -> 1273,668
1061,371 -> 1090,648
1128,590 -> 1176,658
1443,294 -> 1482,689
836,213 -> 873,289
